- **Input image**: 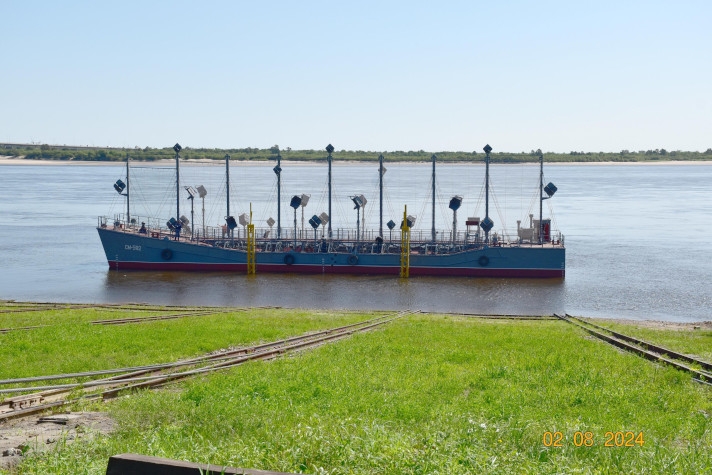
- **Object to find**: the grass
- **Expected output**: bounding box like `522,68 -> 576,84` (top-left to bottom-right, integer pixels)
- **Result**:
1,307 -> 155,330
2,307 -> 711,474
582,318 -> 712,362
0,304 -> 372,382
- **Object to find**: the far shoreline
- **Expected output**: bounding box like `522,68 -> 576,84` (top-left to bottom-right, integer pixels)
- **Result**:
2,156 -> 712,167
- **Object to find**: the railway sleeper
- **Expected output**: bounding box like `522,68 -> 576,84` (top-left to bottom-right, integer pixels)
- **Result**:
6,394 -> 45,410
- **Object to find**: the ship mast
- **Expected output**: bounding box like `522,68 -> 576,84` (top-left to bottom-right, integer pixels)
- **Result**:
225,154 -> 231,218
485,150 -> 489,235
326,144 -> 334,240
125,153 -> 130,225
481,144 -> 494,244
173,143 -> 181,223
539,152 -> 544,245
379,153 -> 384,238
537,151 -> 558,244
431,154 -> 436,242
276,153 -> 282,239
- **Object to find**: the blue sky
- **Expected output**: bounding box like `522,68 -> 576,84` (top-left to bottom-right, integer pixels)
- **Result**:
2,1 -> 710,152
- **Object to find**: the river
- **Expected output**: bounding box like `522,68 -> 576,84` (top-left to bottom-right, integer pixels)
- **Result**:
1,159 -> 710,322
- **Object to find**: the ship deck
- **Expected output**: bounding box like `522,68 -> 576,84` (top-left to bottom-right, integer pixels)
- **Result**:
99,216 -> 564,256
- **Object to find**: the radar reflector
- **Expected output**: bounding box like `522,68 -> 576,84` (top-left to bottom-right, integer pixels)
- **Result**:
309,215 -> 321,229
449,196 -> 463,211
114,179 -> 126,194
544,182 -> 557,197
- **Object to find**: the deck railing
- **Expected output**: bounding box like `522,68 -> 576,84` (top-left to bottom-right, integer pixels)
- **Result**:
99,214 -> 564,254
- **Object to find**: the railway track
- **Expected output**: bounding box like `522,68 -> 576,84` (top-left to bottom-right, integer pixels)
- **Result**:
437,312 -> 558,320
0,303 -> 99,314
90,306 -> 282,325
0,304 -> 281,331
0,301 -> 243,314
0,325 -> 48,334
556,313 -> 712,385
90,310 -> 219,325
0,310 -> 413,422
6,308 -> 705,423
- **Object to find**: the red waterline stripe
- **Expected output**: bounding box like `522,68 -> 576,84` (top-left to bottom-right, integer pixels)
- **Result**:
108,261 -> 564,278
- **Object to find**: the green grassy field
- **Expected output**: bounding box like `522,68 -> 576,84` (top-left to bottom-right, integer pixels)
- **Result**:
1,304 -> 711,474
0,305 -> 370,381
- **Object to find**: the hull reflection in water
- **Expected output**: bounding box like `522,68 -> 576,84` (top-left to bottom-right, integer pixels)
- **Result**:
102,271 -> 566,314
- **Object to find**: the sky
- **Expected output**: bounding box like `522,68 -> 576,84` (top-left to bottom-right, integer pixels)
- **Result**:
2,0 -> 710,153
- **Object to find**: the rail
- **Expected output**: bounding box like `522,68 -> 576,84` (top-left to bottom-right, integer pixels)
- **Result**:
556,314 -> 712,385
0,305 -> 281,333
0,310 -> 415,421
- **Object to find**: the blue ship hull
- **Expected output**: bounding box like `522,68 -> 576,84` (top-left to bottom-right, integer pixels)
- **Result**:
98,227 -> 565,278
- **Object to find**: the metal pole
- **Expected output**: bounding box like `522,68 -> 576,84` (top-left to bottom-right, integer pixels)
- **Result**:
356,207 -> 360,243
431,154 -> 436,242
175,150 -> 180,222
225,154 -> 232,240
362,203 -> 365,241
484,147 -> 491,243
277,153 -> 282,239
539,152 -> 544,245
225,154 -> 230,218
190,198 -> 194,240
294,208 -> 297,249
327,148 -> 332,240
379,154 -> 384,238
125,153 -> 130,225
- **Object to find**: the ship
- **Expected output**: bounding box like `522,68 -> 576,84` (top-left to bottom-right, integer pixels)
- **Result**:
97,144 -> 565,278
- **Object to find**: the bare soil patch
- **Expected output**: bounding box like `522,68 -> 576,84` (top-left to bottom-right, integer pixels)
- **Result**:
0,411 -> 115,471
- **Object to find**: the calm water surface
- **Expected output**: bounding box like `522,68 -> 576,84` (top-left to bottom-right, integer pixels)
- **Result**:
1,161 -> 710,322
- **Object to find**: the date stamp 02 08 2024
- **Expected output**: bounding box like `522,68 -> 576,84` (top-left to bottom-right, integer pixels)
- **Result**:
542,431 -> 645,448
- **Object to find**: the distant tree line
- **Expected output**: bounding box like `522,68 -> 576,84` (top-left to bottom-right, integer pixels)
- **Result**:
3,143 -> 712,163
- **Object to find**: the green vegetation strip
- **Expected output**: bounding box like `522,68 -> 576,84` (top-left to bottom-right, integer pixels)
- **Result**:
1,309 -> 709,474
3,143 -> 712,163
